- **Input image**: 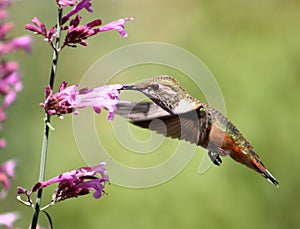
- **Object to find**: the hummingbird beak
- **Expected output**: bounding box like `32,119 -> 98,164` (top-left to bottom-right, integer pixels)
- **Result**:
121,84 -> 139,91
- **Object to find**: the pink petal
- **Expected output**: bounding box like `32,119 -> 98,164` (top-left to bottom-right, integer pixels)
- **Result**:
0,212 -> 20,229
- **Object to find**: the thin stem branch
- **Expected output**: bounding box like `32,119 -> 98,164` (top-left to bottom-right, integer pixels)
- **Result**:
31,7 -> 63,229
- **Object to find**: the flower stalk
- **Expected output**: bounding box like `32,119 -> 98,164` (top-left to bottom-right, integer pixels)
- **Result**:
31,7 -> 63,229
22,0 -> 133,227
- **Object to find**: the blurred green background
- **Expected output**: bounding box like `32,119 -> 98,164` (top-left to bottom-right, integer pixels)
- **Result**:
1,0 -> 300,228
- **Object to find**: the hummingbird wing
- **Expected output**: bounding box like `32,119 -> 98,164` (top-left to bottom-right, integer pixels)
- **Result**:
116,102 -> 210,146
133,109 -> 209,146
115,102 -> 170,121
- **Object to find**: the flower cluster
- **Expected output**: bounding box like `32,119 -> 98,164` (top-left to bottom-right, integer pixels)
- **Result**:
25,0 -> 133,49
0,0 -> 32,148
0,159 -> 17,200
18,162 -> 109,205
0,1 -> 31,227
40,82 -> 125,120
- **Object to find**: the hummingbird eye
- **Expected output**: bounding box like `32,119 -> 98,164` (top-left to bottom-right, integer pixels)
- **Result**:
150,84 -> 159,91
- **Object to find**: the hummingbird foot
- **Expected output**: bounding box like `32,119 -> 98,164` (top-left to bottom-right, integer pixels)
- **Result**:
208,151 -> 222,166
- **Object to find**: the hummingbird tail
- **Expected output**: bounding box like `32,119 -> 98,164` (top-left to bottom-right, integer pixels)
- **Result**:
230,150 -> 279,187
261,169 -> 279,187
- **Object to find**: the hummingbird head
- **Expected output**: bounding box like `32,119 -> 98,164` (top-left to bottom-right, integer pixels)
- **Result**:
123,75 -> 195,114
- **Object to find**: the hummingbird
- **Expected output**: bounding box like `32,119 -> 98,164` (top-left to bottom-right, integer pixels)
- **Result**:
116,75 -> 279,187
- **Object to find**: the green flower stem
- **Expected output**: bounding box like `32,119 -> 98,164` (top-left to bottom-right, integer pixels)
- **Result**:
31,7 -> 63,229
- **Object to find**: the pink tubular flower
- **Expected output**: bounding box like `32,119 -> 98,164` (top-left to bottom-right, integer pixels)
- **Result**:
18,162 -> 109,204
0,61 -> 23,109
40,82 -> 78,118
0,22 -> 13,38
76,84 -> 124,121
0,139 -> 6,149
0,159 -> 17,199
25,17 -> 47,36
62,0 -> 93,23
0,212 -> 19,229
63,15 -> 101,47
0,35 -> 32,54
96,17 -> 134,37
40,82 -> 124,120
